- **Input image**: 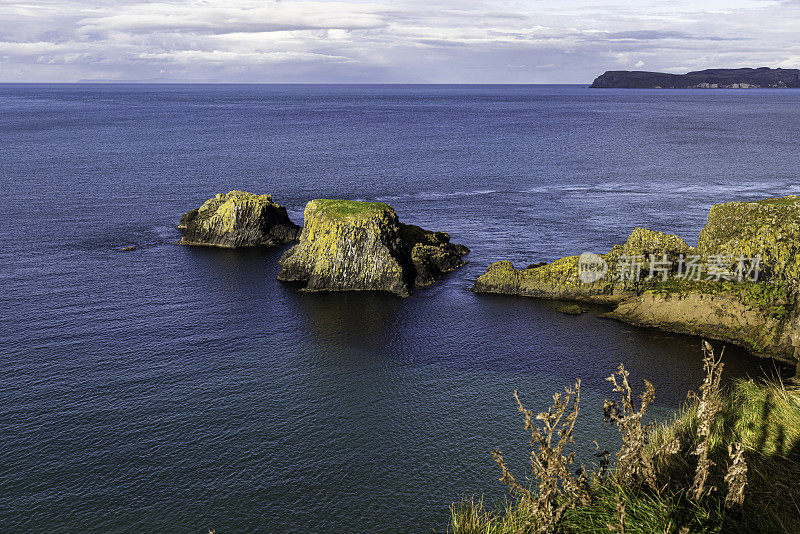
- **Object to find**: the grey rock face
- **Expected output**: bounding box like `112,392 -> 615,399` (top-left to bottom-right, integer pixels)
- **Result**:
179,191 -> 300,248
277,199 -> 469,297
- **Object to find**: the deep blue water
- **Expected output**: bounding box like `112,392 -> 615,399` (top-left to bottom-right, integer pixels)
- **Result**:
1,84 -> 797,533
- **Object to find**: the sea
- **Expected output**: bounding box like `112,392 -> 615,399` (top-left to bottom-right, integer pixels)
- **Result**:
2,84 -> 798,533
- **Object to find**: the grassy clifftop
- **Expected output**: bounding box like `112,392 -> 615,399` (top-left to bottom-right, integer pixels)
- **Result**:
309,199 -> 395,220
698,196 -> 800,284
450,349 -> 800,534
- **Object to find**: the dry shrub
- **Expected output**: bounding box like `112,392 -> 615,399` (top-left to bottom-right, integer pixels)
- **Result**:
485,342 -> 756,533
492,381 -> 589,532
603,365 -> 680,491
688,341 -> 724,502
724,441 -> 747,511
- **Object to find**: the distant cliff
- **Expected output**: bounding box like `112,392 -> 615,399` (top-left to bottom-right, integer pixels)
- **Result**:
590,67 -> 800,89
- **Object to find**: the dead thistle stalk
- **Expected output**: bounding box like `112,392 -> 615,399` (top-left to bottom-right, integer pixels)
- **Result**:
724,441 -> 747,510
603,364 -> 660,489
493,380 -> 588,532
688,341 -> 724,502
487,341 -> 747,532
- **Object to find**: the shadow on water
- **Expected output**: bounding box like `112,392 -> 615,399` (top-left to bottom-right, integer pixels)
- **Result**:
292,290 -> 403,350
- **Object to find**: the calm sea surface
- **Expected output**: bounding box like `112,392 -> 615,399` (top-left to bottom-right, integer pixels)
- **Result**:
1,84 -> 798,533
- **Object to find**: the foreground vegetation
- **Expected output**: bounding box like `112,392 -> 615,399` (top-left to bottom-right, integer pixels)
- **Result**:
450,344 -> 800,533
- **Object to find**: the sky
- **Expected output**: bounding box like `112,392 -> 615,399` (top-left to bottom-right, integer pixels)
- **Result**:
1,0 -> 799,83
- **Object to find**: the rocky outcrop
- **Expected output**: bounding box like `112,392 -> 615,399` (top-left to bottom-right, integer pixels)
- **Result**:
606,288 -> 797,362
590,67 -> 800,89
472,228 -> 691,304
179,191 -> 300,248
277,199 -> 468,296
697,196 -> 800,283
472,257 -> 623,304
473,197 -> 800,366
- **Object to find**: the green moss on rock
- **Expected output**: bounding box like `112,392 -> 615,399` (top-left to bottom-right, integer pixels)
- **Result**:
179,190 -> 300,248
472,253 -> 622,304
311,199 -> 394,220
623,227 -> 692,257
698,196 -> 800,283
277,199 -> 468,296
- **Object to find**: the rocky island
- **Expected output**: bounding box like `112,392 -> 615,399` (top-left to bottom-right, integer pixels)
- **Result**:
278,199 -> 469,296
179,190 -> 301,248
590,67 -> 800,88
474,196 -> 800,376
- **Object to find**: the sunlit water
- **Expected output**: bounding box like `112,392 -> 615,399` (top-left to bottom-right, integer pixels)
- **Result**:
1,84 -> 797,533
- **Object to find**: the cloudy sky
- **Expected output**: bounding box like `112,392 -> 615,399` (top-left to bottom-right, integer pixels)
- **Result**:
1,0 -> 799,83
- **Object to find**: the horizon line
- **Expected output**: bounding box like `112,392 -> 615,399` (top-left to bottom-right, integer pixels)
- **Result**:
0,81 -> 594,85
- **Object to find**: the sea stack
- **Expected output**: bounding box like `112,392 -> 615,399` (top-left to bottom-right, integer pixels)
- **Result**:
277,199 -> 469,296
178,191 -> 301,248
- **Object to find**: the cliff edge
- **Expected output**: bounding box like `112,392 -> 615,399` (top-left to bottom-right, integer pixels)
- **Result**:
590,67 -> 800,89
474,196 -> 800,371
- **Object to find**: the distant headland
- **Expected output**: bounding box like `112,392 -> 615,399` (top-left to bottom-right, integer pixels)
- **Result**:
590,67 -> 800,88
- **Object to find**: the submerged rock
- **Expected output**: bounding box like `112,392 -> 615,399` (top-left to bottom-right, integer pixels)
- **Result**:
179,191 -> 300,248
473,196 -> 800,365
555,303 -> 587,315
277,199 -> 469,296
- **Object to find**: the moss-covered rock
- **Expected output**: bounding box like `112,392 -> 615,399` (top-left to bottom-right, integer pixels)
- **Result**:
473,196 -> 800,364
623,227 -> 692,258
277,199 -> 468,296
698,196 -> 800,283
472,255 -> 624,304
179,191 -> 300,248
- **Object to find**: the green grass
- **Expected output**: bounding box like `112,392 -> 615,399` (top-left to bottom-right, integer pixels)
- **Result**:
450,379 -> 800,534
755,196 -> 800,207
312,199 -> 393,219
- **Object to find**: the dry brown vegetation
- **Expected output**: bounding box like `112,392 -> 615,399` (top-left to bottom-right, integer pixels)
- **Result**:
450,342 -> 800,534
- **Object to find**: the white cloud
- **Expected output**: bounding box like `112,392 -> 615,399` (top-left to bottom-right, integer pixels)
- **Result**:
138,49 -> 353,65
76,2 -> 387,35
0,0 -> 798,82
